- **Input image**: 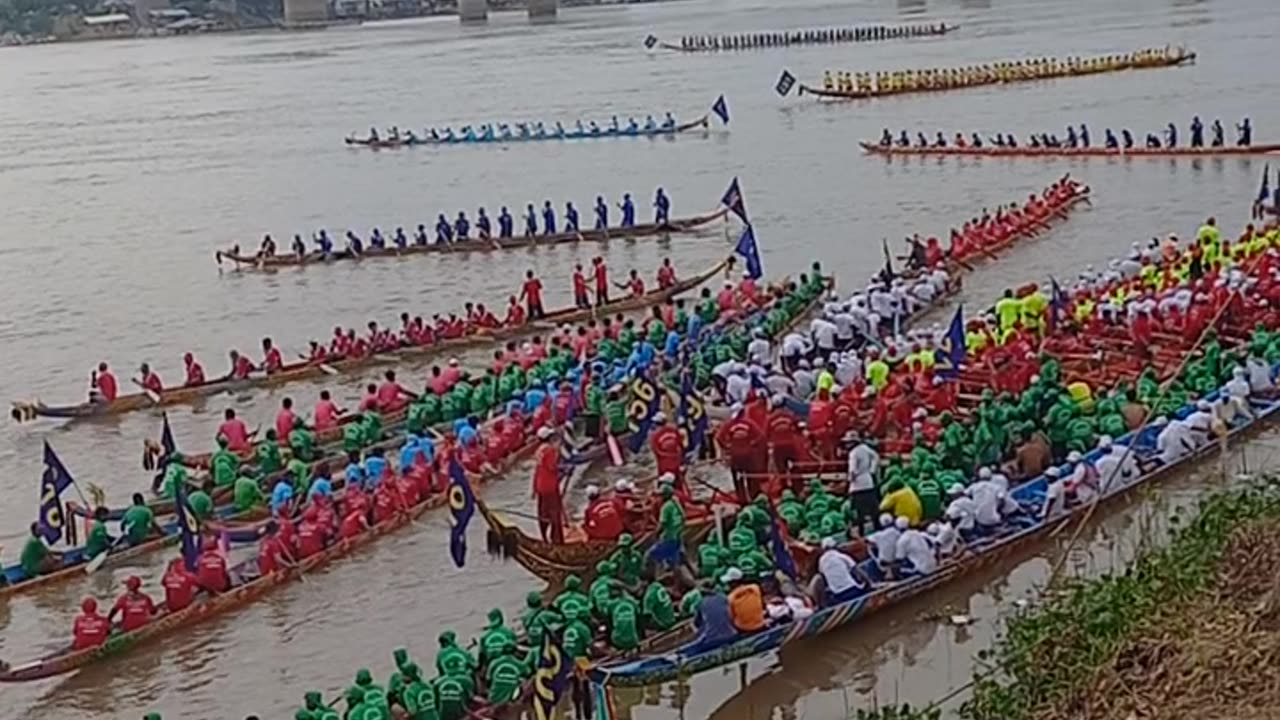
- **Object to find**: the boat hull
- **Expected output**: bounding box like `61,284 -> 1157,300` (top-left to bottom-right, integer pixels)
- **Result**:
344,117 -> 711,148
860,141 -> 1280,158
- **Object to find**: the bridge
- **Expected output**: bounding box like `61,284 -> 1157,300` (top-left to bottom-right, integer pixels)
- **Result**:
282,0 -> 557,26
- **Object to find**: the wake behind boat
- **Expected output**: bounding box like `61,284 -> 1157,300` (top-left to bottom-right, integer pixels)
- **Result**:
344,96 -> 729,149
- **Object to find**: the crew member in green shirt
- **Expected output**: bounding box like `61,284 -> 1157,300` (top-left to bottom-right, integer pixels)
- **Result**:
20,522 -> 62,577
83,506 -> 114,560
122,493 -> 161,545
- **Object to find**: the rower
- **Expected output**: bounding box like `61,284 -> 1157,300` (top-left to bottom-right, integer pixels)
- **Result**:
1190,115 -> 1203,148
20,521 -> 62,577
524,204 -> 539,236
934,131 -> 947,147
108,576 -> 157,632
1238,117 -> 1252,146
1211,119 -> 1224,147
226,349 -> 254,380
970,132 -> 983,148
291,234 -> 306,256
619,193 -> 636,227
137,362 -> 163,394
654,187 -> 670,224
897,130 -> 910,147
1066,125 -> 1077,148
881,128 -> 893,146
476,208 -> 491,238
345,231 -> 364,255
564,202 -> 579,232
262,337 -> 283,374
594,196 -> 609,229
217,407 -> 253,452
369,228 -> 385,249
1145,132 -> 1161,149
1079,123 -> 1090,147
368,127 -> 379,143
393,227 -> 408,249
542,200 -> 556,235
89,361 -> 119,404
1122,129 -> 1134,148
1105,129 -> 1118,149
664,112 -> 676,129
1165,122 -> 1177,148
915,131 -> 928,147
435,214 -> 454,244
498,206 -> 514,238
554,121 -> 566,137
259,234 -> 276,257
72,598 -> 111,650
454,211 -> 470,241
414,224 -> 428,245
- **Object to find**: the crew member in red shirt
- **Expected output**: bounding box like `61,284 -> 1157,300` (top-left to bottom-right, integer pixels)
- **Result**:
72,597 -> 112,649
314,390 -> 342,432
371,478 -> 398,523
257,522 -> 292,575
376,370 -> 416,413
593,257 -> 609,306
572,263 -> 590,308
358,383 -> 380,413
183,353 -> 206,386
109,576 -> 157,632
520,269 -> 545,320
505,295 -> 526,326
339,502 -> 370,540
582,485 -> 624,541
227,349 -> 255,380
275,397 -> 297,441
195,537 -> 230,593
649,413 -> 686,489
217,408 -> 253,453
531,426 -> 564,543
295,506 -> 328,559
162,556 -> 200,611
137,362 -> 163,394
618,269 -> 645,298
656,258 -> 676,290
92,362 -> 119,403
262,337 -> 284,374
715,412 -> 767,502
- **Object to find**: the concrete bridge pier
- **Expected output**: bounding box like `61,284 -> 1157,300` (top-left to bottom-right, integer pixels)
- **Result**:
527,0 -> 556,20
458,0 -> 487,23
283,0 -> 328,26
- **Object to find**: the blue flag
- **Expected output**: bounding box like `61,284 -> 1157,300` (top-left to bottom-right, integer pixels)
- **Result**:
626,372 -> 662,454
934,305 -> 966,379
531,632 -> 573,720
1260,163 -> 1271,203
161,412 -> 177,457
37,442 -> 75,544
766,503 -> 798,580
775,69 -> 796,97
447,456 -> 476,568
644,34 -> 658,49
735,224 -> 763,280
1049,276 -> 1069,330
676,368 -> 708,460
173,474 -> 201,571
711,94 -> 730,125
721,176 -> 748,224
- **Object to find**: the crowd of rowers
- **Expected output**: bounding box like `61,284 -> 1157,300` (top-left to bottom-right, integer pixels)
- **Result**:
675,23 -> 947,51
498,217 -> 1280,664
84,256 -> 685,401
880,117 -> 1255,150
247,188 -> 674,260
819,46 -> 1181,95
364,114 -> 682,145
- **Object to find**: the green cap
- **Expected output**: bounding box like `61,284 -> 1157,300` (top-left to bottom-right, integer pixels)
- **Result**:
392,648 -> 409,669
439,630 -> 457,646
564,574 -> 581,590
304,691 -> 323,708
526,591 -> 542,607
355,668 -> 372,686
487,608 -> 504,627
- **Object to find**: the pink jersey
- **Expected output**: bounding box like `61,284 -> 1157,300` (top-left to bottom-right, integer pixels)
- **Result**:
218,419 -> 251,452
314,400 -> 339,431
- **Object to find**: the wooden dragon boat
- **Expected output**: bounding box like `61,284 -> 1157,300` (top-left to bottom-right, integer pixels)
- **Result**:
0,444 -> 537,683
586,388 -> 1280,687
789,47 -> 1195,101
344,117 -> 711,149
860,141 -> 1280,158
654,23 -> 954,53
212,207 -> 729,271
10,260 -> 729,424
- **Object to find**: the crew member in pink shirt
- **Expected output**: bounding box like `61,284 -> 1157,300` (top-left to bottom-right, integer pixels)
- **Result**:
376,370 -> 416,412
275,397 -> 297,440
217,408 -> 253,452
314,390 -> 342,432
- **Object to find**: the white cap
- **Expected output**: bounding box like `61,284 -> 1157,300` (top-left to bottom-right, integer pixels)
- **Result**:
653,412 -> 667,424
1046,467 -> 1061,478
449,357 -> 460,366
978,467 -> 992,480
586,485 -> 600,498
1154,416 -> 1169,426
721,567 -> 744,583
879,513 -> 894,528
1098,435 -> 1113,449
1067,451 -> 1082,463
1196,400 -> 1211,411
948,483 -> 966,496
927,522 -> 941,536
536,426 -> 555,440
658,472 -> 676,485
615,479 -> 629,492
894,516 -> 910,530
820,536 -> 837,549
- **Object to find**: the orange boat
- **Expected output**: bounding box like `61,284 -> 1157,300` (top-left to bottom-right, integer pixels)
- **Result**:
860,141 -> 1280,158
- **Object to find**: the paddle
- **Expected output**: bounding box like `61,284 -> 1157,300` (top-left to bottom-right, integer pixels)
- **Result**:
130,378 -> 161,405
85,534 -> 127,575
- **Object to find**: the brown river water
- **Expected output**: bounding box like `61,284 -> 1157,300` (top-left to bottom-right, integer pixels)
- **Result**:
2,0 -> 1278,716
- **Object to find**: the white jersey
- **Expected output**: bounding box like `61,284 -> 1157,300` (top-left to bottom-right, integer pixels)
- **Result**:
829,312 -> 856,340
1118,257 -> 1142,278
835,355 -> 863,386
764,373 -> 795,398
867,526 -> 901,565
1068,462 -> 1100,503
1184,409 -> 1214,443
1094,448 -> 1136,493
1248,357 -> 1274,394
746,338 -> 772,366
780,333 -> 809,358
725,374 -> 751,404
968,480 -> 1003,526
1156,420 -> 1194,464
932,522 -> 960,557
792,369 -> 816,399
896,530 -> 938,574
1042,480 -> 1068,518
847,444 -> 879,491
945,496 -> 978,531
810,319 -> 838,349
818,549 -> 862,594
711,361 -> 735,380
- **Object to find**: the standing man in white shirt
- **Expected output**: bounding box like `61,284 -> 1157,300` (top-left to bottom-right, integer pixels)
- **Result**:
845,433 -> 881,535
746,328 -> 772,367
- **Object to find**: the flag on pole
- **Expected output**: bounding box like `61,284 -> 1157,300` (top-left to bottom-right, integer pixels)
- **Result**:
676,367 -> 708,459
644,34 -> 658,49
1048,276 -> 1069,331
173,475 -> 202,571
37,442 -> 75,544
881,238 -> 895,283
775,69 -> 796,97
1260,163 -> 1271,202
721,177 -> 748,224
531,632 -> 573,720
766,504 -> 798,580
735,224 -> 763,280
447,457 -> 476,568
934,305 -> 966,379
626,371 -> 662,454
711,94 -> 730,125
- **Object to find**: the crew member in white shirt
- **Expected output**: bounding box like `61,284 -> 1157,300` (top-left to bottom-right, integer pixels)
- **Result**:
896,524 -> 938,576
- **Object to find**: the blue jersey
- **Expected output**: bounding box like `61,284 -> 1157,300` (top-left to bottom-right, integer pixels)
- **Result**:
345,462 -> 366,486
476,215 -> 491,235
270,481 -> 294,514
364,456 -> 387,484
594,204 -> 608,229
565,208 -> 579,231
399,441 -> 421,471
309,477 -> 333,499
525,388 -> 547,414
417,437 -> 437,466
664,331 -> 681,359
499,214 -> 514,237
459,425 -> 478,447
542,208 -> 556,235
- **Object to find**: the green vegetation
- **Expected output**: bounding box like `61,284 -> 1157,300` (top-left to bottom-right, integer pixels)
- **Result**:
0,0 -> 94,36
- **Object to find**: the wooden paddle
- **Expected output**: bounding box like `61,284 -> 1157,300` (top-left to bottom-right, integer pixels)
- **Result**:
130,378 -> 161,405
84,534 -> 127,575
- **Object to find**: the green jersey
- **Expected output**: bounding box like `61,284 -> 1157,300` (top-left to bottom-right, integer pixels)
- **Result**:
121,504 -> 155,544
402,680 -> 439,720
486,654 -> 525,704
20,536 -> 50,576
611,546 -> 643,586
562,617 -> 593,660
211,449 -> 239,488
256,441 -> 283,474
605,400 -> 628,434
234,476 -> 265,512
289,427 -> 317,462
609,597 -> 641,651
585,384 -> 604,416
642,582 -> 676,630
84,520 -> 112,558
187,490 -> 214,520
435,676 -> 467,720
659,498 -> 685,542
343,422 -> 366,452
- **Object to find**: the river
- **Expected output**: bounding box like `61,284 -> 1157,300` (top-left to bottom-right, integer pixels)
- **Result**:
1,0 -> 1277,716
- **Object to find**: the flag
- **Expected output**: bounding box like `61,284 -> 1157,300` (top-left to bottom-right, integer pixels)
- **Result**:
735,224 -> 763,280
766,503 -> 798,580
1048,276 -> 1069,331
531,632 -> 573,720
37,442 -> 75,544
626,371 -> 662,454
446,457 -> 476,568
643,34 -> 658,49
881,238 -> 895,282
1260,163 -> 1271,203
775,69 -> 796,97
173,475 -> 201,571
934,305 -> 966,379
721,177 -> 748,224
711,94 -> 730,125
160,412 -> 177,458
676,368 -> 708,459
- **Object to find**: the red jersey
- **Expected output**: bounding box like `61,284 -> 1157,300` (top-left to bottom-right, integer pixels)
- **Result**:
394,475 -> 422,507
185,362 -> 205,386
650,426 -> 685,476
218,418 -> 251,452
522,278 -> 543,305
532,442 -> 560,496
628,277 -> 644,297
358,393 -> 379,413
376,381 -> 408,412
73,611 -> 111,650
258,535 -> 287,575
232,355 -> 255,379
573,271 -> 588,296
506,303 -> 526,326
112,591 -> 156,632
657,264 -> 676,289
142,372 -> 163,393
339,508 -> 368,540
275,409 -> 296,441
163,561 -> 199,611
296,520 -> 326,559
97,371 -> 119,402
314,400 -> 339,431
372,484 -> 397,523
594,262 -> 608,290
196,551 -> 229,593
584,497 -> 624,540
263,347 -> 283,373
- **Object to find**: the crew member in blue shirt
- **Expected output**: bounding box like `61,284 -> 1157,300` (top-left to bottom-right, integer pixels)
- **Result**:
476,208 -> 491,238
654,188 -> 670,224
542,201 -> 557,235
594,196 -> 609,229
524,204 -> 539,236
564,202 -> 579,232
620,193 -> 636,227
498,206 -> 514,237
454,211 -> 470,241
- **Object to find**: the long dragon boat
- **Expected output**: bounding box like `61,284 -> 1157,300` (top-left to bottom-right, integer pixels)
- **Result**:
213,207 -> 730,271
0,444 -> 537,683
786,46 -> 1195,101
860,141 -> 1280,158
586,385 -> 1280,687
651,23 -> 953,53
344,117 -> 712,149
10,260 -> 729,424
